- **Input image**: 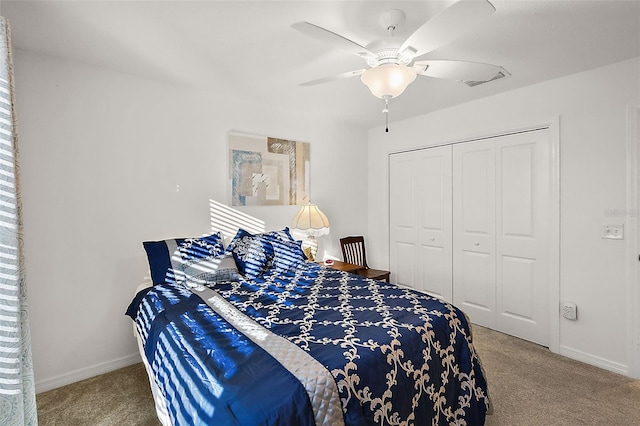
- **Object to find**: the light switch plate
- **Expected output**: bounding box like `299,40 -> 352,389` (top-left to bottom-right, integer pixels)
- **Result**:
602,224 -> 624,240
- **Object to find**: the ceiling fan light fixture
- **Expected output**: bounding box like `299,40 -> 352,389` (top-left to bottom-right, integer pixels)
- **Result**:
360,63 -> 417,99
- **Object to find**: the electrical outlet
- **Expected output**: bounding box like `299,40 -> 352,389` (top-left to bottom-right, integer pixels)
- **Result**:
602,224 -> 624,240
561,302 -> 577,320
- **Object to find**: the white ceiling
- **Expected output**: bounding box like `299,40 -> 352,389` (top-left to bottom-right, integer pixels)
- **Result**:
3,0 -> 640,129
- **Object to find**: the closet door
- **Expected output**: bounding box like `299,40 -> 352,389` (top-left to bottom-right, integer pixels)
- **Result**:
390,129 -> 553,345
494,131 -> 550,345
452,129 -> 551,345
389,152 -> 417,289
390,146 -> 453,300
453,140 -> 497,328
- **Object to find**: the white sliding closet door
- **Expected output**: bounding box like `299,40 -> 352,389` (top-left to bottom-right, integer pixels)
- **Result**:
453,140 -> 497,328
452,129 -> 551,345
389,129 -> 552,346
390,146 -> 453,300
389,152 -> 418,289
494,131 -> 550,345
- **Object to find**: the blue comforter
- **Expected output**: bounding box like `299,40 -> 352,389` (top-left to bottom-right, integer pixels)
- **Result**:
127,263 -> 490,425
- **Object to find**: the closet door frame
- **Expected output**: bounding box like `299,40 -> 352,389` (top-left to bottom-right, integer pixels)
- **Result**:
388,118 -> 560,353
626,105 -> 640,379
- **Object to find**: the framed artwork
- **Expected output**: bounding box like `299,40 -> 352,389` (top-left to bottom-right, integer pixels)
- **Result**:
228,132 -> 310,206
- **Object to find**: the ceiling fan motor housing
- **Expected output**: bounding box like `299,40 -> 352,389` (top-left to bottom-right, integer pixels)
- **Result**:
365,9 -> 416,67
365,42 -> 415,67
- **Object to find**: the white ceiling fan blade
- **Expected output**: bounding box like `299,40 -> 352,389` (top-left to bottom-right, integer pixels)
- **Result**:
400,0 -> 495,58
300,69 -> 366,86
292,22 -> 374,58
414,60 -> 509,86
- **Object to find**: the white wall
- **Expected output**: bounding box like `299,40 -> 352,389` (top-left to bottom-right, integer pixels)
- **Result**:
14,43 -> 638,394
13,49 -> 368,392
368,57 -> 640,376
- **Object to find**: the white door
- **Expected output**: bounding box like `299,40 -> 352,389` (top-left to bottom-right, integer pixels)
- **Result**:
494,131 -> 550,345
390,146 -> 453,300
389,153 -> 417,289
390,128 -> 553,345
453,129 -> 551,345
453,140 -> 497,328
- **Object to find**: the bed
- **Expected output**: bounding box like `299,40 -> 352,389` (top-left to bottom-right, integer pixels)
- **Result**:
126,228 -> 490,425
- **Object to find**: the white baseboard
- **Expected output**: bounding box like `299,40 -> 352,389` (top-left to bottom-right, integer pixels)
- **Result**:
559,345 -> 629,376
35,352 -> 142,394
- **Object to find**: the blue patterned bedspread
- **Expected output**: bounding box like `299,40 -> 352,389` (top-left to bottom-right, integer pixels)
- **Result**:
127,263 -> 489,425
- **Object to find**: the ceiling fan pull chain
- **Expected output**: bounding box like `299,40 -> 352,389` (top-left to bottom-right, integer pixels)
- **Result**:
383,98 -> 390,132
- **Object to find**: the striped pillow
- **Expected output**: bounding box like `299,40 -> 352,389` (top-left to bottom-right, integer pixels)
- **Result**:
143,232 -> 226,284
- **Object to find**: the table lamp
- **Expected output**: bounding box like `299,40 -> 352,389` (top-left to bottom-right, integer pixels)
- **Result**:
291,203 -> 330,261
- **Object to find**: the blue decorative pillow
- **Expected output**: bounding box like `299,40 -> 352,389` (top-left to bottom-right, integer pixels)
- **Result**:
227,228 -> 274,278
143,233 -> 226,284
261,227 -> 295,243
270,239 -> 307,272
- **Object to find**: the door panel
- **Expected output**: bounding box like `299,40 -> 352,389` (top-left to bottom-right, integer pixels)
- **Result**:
390,146 -> 452,299
420,156 -> 447,230
501,144 -> 535,237
453,140 -> 496,327
459,250 -> 494,314
500,255 -> 536,321
495,131 -> 550,345
460,149 -> 493,234
418,245 -> 448,299
417,147 -> 452,300
394,242 -> 416,288
389,155 -> 417,289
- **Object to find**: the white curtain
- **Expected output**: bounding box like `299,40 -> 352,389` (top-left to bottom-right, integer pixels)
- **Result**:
0,17 -> 37,426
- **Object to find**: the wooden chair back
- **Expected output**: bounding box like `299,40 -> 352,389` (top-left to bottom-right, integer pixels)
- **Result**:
340,236 -> 369,268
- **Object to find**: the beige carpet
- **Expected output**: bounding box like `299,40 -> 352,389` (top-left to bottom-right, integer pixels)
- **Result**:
474,326 -> 640,426
36,362 -> 159,426
36,326 -> 640,425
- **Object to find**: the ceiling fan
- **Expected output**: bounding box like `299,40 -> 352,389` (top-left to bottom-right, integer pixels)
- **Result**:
292,0 -> 510,131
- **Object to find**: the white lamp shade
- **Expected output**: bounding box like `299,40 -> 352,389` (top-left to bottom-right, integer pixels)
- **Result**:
291,204 -> 330,236
360,63 -> 417,99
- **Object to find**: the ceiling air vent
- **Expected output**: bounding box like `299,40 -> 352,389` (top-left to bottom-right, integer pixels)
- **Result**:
463,67 -> 511,87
